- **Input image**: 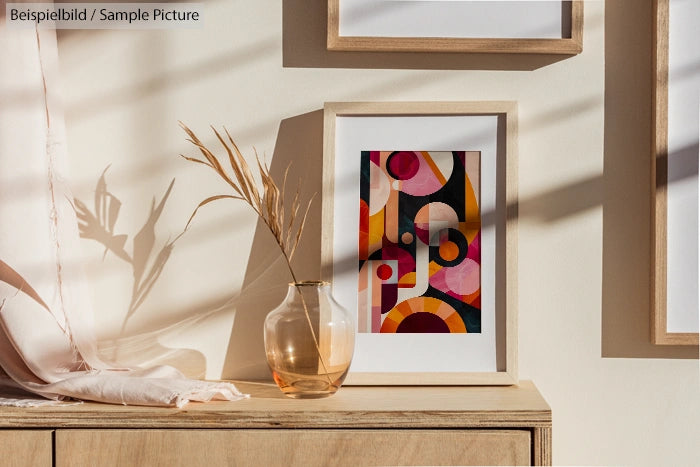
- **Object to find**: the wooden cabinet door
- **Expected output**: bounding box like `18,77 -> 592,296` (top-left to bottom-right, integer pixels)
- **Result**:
0,430 -> 52,467
56,429 -> 531,466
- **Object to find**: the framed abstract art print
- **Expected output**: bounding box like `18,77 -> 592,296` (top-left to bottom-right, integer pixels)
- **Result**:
322,102 -> 518,385
327,0 -> 583,54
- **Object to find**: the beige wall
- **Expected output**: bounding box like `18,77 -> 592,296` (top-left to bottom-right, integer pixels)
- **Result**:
57,1 -> 698,465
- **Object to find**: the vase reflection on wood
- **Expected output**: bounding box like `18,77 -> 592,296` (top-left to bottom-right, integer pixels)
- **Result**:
264,281 -> 355,398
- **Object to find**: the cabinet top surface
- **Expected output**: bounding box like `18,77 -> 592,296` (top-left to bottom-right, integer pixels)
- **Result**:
0,380 -> 550,429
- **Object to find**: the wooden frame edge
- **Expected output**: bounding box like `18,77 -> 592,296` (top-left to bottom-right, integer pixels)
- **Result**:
344,371 -> 518,386
570,0 -> 584,52
651,0 -> 699,346
321,103 -> 338,285
328,37 -> 582,55
323,101 -> 519,385
327,0 -> 583,55
505,103 -> 519,382
326,0 -> 340,50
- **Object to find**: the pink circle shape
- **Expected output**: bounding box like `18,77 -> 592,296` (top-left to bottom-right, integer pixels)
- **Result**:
414,202 -> 459,245
399,152 -> 454,197
444,258 -> 480,296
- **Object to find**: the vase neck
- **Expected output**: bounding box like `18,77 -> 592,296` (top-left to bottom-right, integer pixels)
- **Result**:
290,280 -> 329,287
285,281 -> 331,304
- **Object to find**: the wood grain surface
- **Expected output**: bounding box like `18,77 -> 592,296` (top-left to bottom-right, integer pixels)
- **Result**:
0,381 -> 550,429
0,430 -> 53,467
56,429 -> 531,466
2,382 -> 551,465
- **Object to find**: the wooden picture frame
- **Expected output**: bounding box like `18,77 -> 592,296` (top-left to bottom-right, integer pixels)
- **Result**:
322,101 -> 518,384
327,0 -> 583,54
651,0 -> 699,346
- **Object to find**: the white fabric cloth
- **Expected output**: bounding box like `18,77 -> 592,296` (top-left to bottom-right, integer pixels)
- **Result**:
0,11 -> 247,407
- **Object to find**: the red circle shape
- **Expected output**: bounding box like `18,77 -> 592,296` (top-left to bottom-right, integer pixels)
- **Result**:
396,312 -> 450,333
376,264 -> 393,281
387,151 -> 420,180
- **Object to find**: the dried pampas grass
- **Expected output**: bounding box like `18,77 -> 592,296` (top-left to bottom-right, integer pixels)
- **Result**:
179,122 -> 315,283
180,122 -> 333,385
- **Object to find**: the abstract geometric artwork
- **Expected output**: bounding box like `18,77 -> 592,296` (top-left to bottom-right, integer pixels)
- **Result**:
358,150 -> 481,334
324,102 -> 518,384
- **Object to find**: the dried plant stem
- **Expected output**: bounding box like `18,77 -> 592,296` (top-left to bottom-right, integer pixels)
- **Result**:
180,122 -> 333,388
253,204 -> 333,387
243,181 -> 333,389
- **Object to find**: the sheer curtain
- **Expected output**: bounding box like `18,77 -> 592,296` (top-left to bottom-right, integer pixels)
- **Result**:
0,4 -> 246,407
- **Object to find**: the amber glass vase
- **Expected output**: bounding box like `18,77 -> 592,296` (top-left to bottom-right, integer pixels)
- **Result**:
264,281 -> 355,398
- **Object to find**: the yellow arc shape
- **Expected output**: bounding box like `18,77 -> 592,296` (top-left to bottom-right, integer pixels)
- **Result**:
381,296 -> 467,333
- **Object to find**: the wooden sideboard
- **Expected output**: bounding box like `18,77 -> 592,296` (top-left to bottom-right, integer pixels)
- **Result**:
0,380 -> 551,466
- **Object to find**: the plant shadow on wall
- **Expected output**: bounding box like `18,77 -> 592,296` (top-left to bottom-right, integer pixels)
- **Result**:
73,167 -> 210,377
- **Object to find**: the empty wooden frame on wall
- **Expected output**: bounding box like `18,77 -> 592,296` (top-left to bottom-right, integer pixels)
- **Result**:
327,0 -> 583,54
652,0 -> 699,345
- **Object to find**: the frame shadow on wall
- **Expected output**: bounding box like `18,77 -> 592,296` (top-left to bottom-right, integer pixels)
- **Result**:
221,110 -> 325,380
601,0 -> 697,359
282,0 -> 575,71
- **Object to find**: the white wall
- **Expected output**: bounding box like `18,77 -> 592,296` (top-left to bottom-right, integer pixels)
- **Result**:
56,1 -> 699,464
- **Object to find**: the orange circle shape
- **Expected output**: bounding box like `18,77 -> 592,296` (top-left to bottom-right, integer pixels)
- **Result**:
439,240 -> 459,261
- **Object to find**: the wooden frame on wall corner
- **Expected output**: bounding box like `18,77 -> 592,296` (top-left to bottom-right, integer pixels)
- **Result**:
651,0 -> 700,346
327,0 -> 583,55
322,101 -> 518,385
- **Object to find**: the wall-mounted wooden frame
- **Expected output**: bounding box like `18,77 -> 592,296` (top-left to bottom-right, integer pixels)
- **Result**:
322,101 -> 518,385
327,0 -> 583,54
651,0 -> 699,346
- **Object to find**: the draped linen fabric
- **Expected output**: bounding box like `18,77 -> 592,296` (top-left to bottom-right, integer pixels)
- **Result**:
0,9 -> 246,407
